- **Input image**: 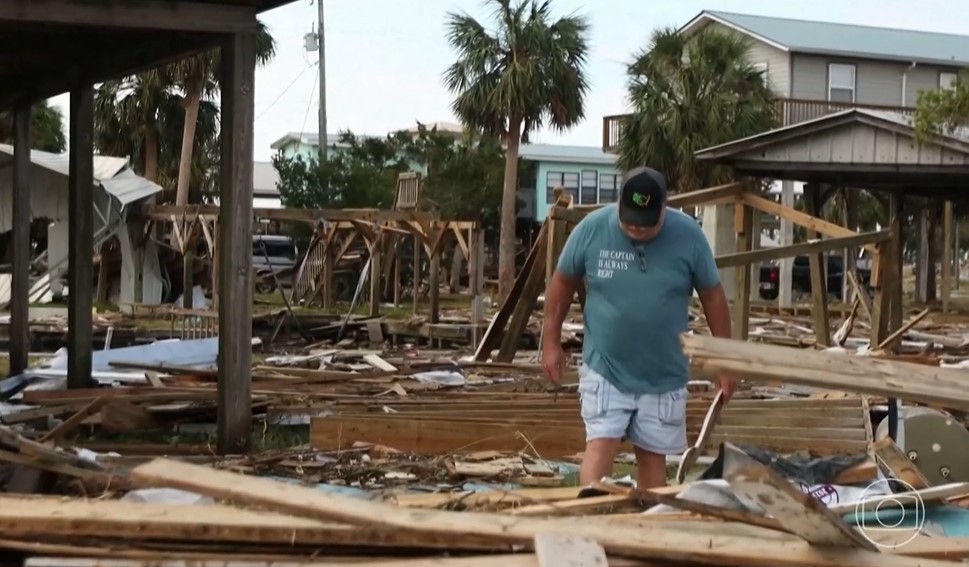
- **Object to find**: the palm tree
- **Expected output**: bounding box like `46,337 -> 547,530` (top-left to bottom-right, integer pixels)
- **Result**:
443,0 -> 590,298
171,22 -> 277,205
618,27 -> 776,194
94,69 -> 179,182
0,100 -> 67,153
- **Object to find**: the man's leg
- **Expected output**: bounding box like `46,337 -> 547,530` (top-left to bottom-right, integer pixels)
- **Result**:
580,438 -> 622,485
577,365 -> 634,485
628,386 -> 689,490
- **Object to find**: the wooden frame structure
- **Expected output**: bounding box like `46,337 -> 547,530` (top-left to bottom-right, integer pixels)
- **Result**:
0,0 -> 295,454
474,182 -> 894,363
143,205 -> 485,337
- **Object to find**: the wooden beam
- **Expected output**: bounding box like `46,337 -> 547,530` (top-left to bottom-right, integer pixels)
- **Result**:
216,31 -> 256,454
682,333 -> 969,409
740,191 -> 877,252
942,201 -> 954,313
146,205 -> 439,224
8,103 -> 30,377
67,85 -> 94,389
805,185 -> 830,347
715,230 -> 891,269
0,0 -> 258,33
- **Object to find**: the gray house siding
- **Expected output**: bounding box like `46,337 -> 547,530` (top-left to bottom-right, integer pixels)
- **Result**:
791,53 -> 960,106
704,22 -> 791,97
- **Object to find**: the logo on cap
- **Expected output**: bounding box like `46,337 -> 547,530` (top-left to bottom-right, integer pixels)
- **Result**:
631,192 -> 651,208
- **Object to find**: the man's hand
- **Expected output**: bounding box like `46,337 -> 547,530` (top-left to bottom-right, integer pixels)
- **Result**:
542,342 -> 567,386
716,373 -> 738,401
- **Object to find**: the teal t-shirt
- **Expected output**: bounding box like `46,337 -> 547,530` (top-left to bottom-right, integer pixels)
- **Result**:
556,204 -> 720,395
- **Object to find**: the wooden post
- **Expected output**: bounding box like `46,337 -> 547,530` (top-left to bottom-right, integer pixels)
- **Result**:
804,184 -> 830,346
469,225 -> 485,349
321,235 -> 334,309
429,238 -> 441,325
943,201 -> 953,313
68,85 -> 95,389
182,233 -> 194,309
411,233 -> 420,314
844,188 -> 859,303
369,230 -> 382,317
216,30 -> 256,454
732,202 -> 752,340
9,102 -> 30,377
890,194 -> 904,335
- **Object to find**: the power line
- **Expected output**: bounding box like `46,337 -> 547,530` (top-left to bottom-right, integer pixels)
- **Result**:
296,67 -> 319,153
255,61 -> 317,121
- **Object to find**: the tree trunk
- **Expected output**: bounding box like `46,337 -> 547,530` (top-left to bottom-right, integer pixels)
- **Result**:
175,85 -> 202,206
498,122 -> 521,301
143,126 -> 159,183
449,243 -> 463,292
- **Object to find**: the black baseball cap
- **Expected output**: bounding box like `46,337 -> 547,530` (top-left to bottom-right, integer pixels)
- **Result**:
618,166 -> 667,227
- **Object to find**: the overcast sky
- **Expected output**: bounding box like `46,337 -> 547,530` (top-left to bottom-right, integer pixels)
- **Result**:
48,0 -> 969,161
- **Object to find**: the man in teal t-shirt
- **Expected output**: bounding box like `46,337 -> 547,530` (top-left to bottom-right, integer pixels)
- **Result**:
541,166 -> 735,490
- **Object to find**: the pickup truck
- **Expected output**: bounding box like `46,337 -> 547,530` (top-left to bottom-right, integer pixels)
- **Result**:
758,254 -> 871,301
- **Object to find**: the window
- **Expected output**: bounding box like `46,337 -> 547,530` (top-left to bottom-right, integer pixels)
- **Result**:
828,63 -> 856,103
580,170 -> 598,204
941,72 -> 958,90
599,174 -> 619,203
753,62 -> 769,86
545,171 -> 579,203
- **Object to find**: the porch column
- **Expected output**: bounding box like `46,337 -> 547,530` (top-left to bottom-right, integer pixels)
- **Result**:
778,181 -> 795,307
9,103 -> 31,376
217,30 -> 256,454
701,203 -> 737,300
68,85 -> 94,389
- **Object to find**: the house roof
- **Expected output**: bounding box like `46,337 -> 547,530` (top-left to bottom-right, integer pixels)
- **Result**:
0,144 -> 162,206
519,144 -> 618,165
682,10 -> 969,66
693,108 -> 969,196
253,161 -> 280,197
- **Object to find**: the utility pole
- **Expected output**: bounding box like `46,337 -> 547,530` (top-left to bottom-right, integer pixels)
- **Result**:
316,0 -> 327,162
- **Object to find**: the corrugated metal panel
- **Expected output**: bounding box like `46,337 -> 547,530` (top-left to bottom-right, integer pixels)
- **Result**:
708,10 -> 969,66
0,144 -> 162,206
0,144 -> 128,180
99,168 -> 162,206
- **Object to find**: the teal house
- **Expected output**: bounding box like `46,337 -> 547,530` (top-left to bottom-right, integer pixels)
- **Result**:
519,144 -> 621,222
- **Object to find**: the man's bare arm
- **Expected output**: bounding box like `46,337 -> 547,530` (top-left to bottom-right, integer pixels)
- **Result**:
697,283 -> 732,339
542,270 -> 582,346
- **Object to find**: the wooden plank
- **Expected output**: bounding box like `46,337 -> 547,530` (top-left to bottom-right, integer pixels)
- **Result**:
310,417 -> 587,456
129,458 -> 957,567
0,496 -> 442,548
534,533 -> 610,567
682,334 -> 969,409
0,0 -> 258,32
217,31 -> 256,454
877,308 -> 930,352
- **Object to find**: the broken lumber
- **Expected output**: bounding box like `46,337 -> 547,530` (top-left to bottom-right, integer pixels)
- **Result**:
128,458 -> 957,567
682,334 -> 969,409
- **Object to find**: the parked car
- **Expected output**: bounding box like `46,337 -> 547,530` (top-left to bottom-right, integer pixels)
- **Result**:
252,234 -> 298,293
758,254 -> 871,301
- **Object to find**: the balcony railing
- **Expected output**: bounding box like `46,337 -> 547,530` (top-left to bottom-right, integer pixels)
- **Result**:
601,98 -> 917,153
